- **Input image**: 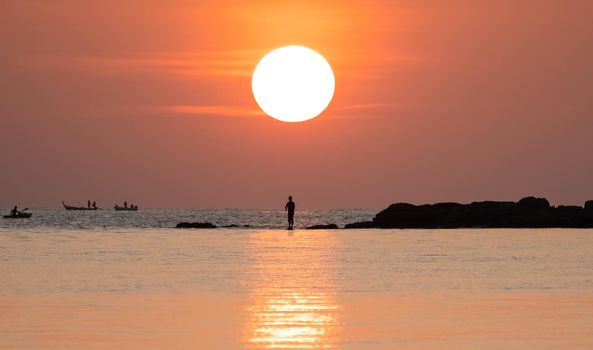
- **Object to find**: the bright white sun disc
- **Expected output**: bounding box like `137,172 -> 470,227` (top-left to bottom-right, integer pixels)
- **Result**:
252,46 -> 335,122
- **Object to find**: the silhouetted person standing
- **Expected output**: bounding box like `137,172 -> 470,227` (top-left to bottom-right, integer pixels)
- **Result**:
92,201 -> 97,209
285,196 -> 295,229
88,200 -> 91,208
10,206 -> 19,216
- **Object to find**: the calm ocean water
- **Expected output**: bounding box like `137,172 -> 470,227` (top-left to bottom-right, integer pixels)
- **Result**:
0,208 -> 376,230
1,211 -> 593,349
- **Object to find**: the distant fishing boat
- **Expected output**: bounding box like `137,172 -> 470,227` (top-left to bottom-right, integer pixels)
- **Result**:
3,212 -> 32,219
114,205 -> 138,211
62,201 -> 99,210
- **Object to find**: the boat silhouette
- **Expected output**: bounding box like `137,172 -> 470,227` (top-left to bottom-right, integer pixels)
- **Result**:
3,212 -> 32,219
114,205 -> 138,211
62,201 -> 99,210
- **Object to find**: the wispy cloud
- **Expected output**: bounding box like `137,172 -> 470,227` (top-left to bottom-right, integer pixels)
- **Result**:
20,49 -> 267,78
150,104 -> 264,118
20,48 -> 429,79
145,103 -> 395,119
327,102 -> 413,118
335,103 -> 395,112
337,53 -> 430,64
135,101 -> 407,120
19,48 -> 429,83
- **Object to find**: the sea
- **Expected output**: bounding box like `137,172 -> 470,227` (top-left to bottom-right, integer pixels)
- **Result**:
0,208 -> 376,230
1,208 -> 593,349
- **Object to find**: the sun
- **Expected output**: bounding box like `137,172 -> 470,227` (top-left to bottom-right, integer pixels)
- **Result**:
252,46 -> 335,123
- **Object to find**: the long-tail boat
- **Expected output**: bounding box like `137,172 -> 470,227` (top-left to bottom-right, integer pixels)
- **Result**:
114,205 -> 138,211
62,201 -> 98,210
3,212 -> 32,219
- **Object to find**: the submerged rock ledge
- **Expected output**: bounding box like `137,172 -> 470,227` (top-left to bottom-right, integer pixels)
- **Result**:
175,222 -> 217,229
346,196 -> 593,229
306,224 -> 338,230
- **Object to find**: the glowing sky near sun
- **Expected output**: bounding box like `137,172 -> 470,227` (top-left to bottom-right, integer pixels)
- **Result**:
1,1 -> 592,208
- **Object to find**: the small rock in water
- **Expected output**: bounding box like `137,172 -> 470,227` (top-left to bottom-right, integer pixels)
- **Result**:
344,221 -> 375,229
306,224 -> 338,230
175,222 -> 217,229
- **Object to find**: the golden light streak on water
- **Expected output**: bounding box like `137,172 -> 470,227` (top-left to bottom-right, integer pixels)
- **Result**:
242,230 -> 341,349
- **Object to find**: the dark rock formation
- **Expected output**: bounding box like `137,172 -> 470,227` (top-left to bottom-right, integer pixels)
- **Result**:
445,201 -> 516,227
374,202 -> 461,228
517,196 -> 550,209
552,206 -> 590,227
175,222 -> 217,229
306,224 -> 338,230
346,197 -> 593,229
344,221 -> 375,229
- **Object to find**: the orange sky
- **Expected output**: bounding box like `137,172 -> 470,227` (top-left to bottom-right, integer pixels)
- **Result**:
1,1 -> 592,208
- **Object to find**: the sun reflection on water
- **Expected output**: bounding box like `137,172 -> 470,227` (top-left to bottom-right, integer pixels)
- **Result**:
242,230 -> 341,349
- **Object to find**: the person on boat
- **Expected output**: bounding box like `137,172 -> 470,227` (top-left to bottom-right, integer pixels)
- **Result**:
92,201 -> 97,209
285,196 -> 295,229
88,200 -> 91,208
10,206 -> 19,216
124,201 -> 128,208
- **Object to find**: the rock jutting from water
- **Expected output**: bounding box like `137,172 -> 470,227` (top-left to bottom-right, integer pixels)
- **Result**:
306,224 -> 339,230
346,197 -> 593,229
344,221 -> 375,229
175,222 -> 217,229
